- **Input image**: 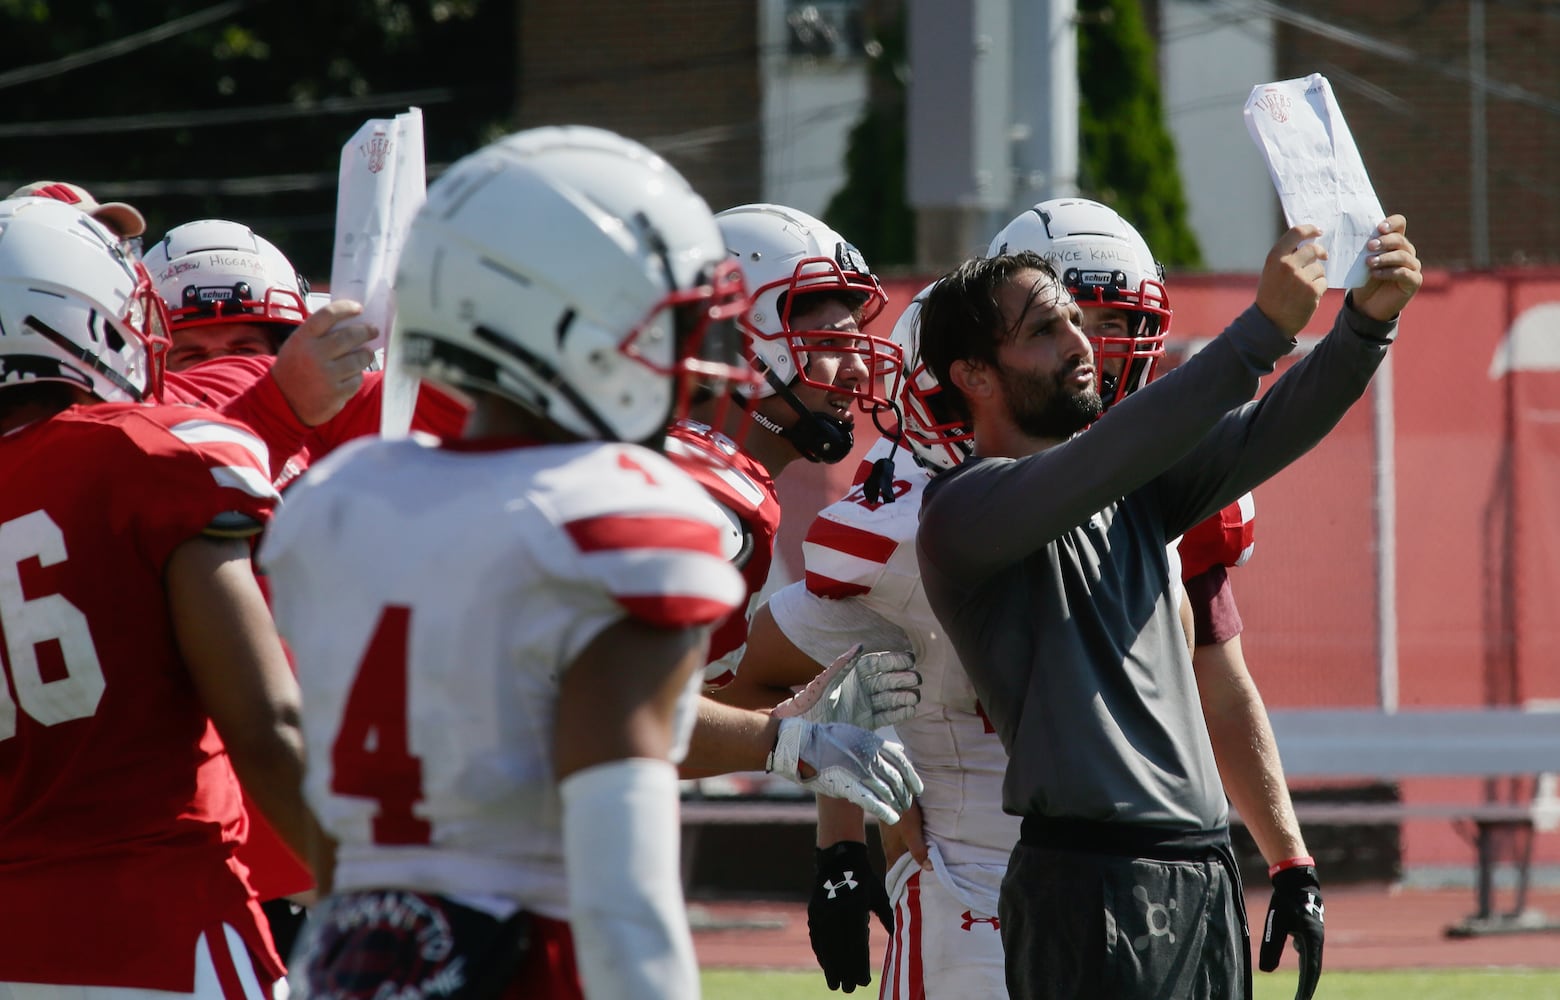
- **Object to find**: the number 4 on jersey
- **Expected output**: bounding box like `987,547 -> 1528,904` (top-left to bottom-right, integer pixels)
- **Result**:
330,605 -> 431,845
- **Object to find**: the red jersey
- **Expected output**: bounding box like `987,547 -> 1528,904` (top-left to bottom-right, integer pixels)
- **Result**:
168,357 -> 470,490
167,356 -> 311,486
1179,493 -> 1256,647
0,403 -> 284,990
664,420 -> 782,688
1179,492 -> 1256,581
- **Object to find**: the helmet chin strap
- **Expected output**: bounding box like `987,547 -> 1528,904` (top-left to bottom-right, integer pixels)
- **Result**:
861,397 -> 904,504
748,368 -> 853,464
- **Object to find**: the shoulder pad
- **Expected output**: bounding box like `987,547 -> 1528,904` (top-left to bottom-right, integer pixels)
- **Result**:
663,425 -> 776,525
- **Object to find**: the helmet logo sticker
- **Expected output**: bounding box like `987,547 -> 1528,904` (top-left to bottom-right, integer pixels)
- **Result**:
835,242 -> 868,275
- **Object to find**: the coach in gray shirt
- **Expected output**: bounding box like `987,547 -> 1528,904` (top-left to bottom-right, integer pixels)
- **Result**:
914,219 -> 1421,1000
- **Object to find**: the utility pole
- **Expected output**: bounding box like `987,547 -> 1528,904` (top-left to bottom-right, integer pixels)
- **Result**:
1009,0 -> 1079,215
906,0 -> 1013,269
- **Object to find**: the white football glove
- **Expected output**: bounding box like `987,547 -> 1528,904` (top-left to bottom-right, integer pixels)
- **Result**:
771,644 -> 921,731
766,717 -> 923,825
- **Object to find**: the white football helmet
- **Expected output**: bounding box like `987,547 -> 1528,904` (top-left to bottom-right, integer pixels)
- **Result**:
0,196 -> 170,403
393,125 -> 758,445
987,198 -> 1170,408
716,204 -> 898,406
887,281 -> 972,471
143,219 -> 309,335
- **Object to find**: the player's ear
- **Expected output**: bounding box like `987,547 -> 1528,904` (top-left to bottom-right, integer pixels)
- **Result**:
950,358 -> 989,405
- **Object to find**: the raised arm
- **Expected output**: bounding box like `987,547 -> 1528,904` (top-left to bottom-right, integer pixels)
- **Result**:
1154,216 -> 1421,536
921,243 -> 1317,582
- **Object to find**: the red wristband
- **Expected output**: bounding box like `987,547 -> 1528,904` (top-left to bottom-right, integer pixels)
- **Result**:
1268,855 -> 1316,878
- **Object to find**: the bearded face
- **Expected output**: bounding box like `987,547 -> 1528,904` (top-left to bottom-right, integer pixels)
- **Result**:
988,270 -> 1104,440
997,358 -> 1103,439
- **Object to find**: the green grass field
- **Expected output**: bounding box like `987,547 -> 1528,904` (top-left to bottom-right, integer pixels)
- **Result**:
701,967 -> 1560,999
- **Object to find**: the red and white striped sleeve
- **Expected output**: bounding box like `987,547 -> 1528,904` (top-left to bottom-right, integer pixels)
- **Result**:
802,512 -> 900,599
563,509 -> 741,629
799,440 -> 922,600
124,405 -> 281,568
555,446 -> 745,632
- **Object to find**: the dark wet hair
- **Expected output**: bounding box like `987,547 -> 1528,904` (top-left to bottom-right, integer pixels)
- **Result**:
916,251 -> 1062,422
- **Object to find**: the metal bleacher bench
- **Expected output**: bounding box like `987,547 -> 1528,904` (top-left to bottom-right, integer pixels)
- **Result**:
681,708 -> 1560,937
1263,708 -> 1560,937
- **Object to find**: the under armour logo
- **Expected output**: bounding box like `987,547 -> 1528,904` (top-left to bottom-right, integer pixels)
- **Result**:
823,872 -> 859,898
960,911 -> 1001,932
1305,893 -> 1325,923
1132,885 -> 1177,951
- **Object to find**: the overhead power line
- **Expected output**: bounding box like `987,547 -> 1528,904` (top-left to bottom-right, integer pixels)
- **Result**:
0,0 -> 260,92
39,162 -> 448,200
1215,0 -> 1560,118
0,88 -> 456,140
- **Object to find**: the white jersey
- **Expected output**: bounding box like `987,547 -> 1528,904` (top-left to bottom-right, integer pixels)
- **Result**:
260,436 -> 743,920
768,438 -> 1017,914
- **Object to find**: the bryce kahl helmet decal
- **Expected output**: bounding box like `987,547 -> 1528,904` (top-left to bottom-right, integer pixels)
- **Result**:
144,220 -> 309,333
988,198 -> 1171,408
715,203 -> 899,408
0,197 -> 170,402
886,281 -> 972,472
392,125 -> 760,446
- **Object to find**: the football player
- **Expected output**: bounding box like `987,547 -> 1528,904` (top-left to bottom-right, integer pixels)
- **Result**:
673,203 -> 901,690
670,204 -> 924,818
145,220 -> 470,489
0,196 -> 316,1000
261,127 -> 913,1000
144,220 -> 468,953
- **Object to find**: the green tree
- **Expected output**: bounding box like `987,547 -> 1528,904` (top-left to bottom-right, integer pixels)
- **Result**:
826,0 -> 1202,270
1077,0 -> 1202,267
0,0 -> 513,278
822,2 -> 915,269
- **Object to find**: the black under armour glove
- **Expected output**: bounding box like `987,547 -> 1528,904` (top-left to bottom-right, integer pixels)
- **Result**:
807,841 -> 893,993
1259,864 -> 1325,1000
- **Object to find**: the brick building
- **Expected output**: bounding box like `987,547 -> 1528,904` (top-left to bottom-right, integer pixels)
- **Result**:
1272,2 -> 1559,269
516,2 -> 1558,272
516,1 -> 764,213
1151,0 -> 1560,271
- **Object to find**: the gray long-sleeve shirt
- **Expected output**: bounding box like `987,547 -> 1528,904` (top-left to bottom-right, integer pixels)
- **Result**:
917,301 -> 1396,830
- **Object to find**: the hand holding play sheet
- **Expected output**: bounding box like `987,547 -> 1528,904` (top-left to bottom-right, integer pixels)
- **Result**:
1244,74 -> 1383,289
329,107 -> 426,437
